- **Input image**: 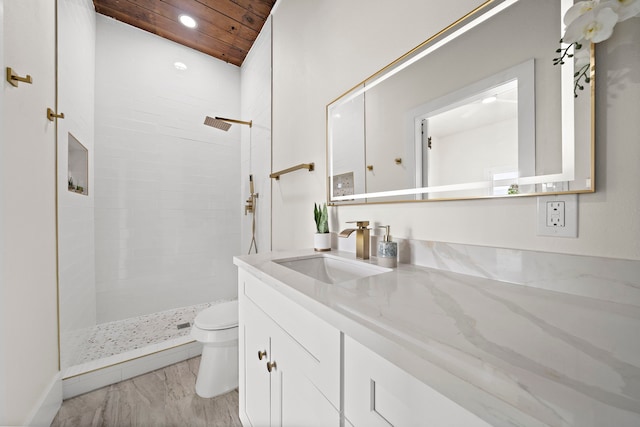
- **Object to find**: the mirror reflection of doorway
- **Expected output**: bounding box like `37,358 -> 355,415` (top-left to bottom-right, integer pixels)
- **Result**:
421,83 -> 518,198
413,60 -> 535,199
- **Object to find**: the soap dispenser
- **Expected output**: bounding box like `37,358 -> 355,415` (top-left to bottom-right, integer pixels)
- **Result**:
377,225 -> 397,268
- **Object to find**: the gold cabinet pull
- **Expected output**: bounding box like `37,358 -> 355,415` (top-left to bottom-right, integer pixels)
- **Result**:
258,350 -> 267,360
367,165 -> 374,171
47,108 -> 65,121
6,67 -> 33,87
266,361 -> 277,372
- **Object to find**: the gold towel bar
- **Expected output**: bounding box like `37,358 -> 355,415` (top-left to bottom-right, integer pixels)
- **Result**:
270,163 -> 314,180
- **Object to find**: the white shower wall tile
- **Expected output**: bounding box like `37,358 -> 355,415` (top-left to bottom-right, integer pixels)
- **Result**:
96,277 -> 238,322
60,327 -> 92,372
57,0 -> 97,375
95,13 -> 241,323
58,206 -> 96,333
240,17 -> 272,255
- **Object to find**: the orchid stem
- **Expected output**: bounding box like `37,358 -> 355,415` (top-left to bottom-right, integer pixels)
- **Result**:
573,63 -> 590,97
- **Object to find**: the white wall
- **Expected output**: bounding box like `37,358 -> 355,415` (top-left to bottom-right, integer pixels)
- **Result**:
271,0 -> 486,247
271,0 -> 640,261
1,0 -> 60,424
94,16 -> 241,322
240,17 -> 272,254
57,0 -> 96,370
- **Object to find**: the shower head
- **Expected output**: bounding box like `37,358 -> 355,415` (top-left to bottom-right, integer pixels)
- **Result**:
204,116 -> 252,131
204,116 -> 232,131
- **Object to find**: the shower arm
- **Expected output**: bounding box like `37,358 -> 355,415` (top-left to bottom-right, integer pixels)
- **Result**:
215,116 -> 252,128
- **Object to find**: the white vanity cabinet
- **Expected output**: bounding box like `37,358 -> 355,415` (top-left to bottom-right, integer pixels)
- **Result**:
235,250 -> 640,427
344,336 -> 491,427
237,265 -> 490,427
238,269 -> 341,427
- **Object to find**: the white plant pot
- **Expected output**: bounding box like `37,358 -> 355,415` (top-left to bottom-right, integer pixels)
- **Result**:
314,233 -> 331,252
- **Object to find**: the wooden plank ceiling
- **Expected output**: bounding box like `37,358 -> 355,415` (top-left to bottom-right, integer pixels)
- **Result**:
93,0 -> 276,66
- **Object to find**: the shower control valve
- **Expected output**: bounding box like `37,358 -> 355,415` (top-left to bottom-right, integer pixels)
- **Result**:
245,193 -> 259,215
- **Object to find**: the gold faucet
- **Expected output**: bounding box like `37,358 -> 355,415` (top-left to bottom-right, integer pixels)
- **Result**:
339,221 -> 370,259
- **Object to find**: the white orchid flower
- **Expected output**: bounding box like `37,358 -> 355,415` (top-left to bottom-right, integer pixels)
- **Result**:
563,6 -> 619,43
556,0 -> 633,98
601,0 -> 640,21
564,1 -> 602,26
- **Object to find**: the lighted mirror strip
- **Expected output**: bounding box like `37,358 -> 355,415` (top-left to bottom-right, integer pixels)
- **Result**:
328,0 -> 518,108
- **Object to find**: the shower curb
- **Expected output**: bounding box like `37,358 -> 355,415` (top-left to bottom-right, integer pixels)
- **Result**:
61,340 -> 202,399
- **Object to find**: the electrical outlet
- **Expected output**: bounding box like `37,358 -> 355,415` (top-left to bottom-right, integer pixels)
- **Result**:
546,201 -> 565,227
537,194 -> 578,237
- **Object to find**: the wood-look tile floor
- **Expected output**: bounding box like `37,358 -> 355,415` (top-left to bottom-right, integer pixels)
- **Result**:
51,356 -> 242,427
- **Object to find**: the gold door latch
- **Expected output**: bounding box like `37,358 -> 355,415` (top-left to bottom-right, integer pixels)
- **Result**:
47,108 -> 65,121
6,67 -> 33,87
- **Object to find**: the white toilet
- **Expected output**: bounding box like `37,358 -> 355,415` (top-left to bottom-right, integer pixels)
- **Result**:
190,300 -> 239,398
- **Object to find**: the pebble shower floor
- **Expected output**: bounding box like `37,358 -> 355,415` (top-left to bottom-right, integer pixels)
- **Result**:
62,301 -> 217,375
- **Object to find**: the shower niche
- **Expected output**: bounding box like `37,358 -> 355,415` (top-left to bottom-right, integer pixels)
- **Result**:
68,133 -> 88,195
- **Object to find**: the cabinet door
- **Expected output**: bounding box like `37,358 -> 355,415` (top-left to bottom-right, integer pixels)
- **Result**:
241,298 -> 272,427
239,269 -> 340,427
270,326 -> 340,427
344,336 -> 491,427
243,269 -> 341,407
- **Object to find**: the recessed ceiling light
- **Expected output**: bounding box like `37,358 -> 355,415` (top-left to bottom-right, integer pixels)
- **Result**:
174,62 -> 187,70
179,15 -> 197,28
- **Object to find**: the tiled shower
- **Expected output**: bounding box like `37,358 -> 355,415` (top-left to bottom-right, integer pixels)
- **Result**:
58,0 -> 251,388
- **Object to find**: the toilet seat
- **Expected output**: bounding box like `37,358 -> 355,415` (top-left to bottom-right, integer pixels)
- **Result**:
194,300 -> 238,331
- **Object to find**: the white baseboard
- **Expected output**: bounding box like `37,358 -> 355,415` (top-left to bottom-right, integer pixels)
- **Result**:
25,372 -> 62,427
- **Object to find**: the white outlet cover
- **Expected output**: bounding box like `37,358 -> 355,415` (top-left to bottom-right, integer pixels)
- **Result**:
537,194 -> 578,237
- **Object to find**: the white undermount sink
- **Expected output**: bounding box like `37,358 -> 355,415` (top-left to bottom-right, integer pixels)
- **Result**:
273,254 -> 392,285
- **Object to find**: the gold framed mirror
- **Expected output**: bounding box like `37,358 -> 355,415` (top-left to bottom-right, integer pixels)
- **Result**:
327,0 -> 594,204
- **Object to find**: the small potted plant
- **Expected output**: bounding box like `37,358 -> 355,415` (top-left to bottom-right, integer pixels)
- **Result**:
313,202 -> 331,251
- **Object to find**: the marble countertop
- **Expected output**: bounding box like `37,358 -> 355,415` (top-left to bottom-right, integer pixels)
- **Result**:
234,249 -> 640,427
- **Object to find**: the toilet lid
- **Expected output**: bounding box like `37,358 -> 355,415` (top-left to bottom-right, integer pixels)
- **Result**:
194,300 -> 238,330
